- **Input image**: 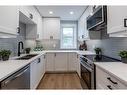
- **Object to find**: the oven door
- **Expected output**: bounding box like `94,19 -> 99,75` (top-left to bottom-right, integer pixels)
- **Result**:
81,62 -> 94,89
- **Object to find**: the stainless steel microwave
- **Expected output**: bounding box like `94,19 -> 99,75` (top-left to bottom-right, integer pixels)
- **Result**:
87,6 -> 107,31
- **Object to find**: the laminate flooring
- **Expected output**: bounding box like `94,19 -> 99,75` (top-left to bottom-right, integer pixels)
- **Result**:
37,73 -> 84,89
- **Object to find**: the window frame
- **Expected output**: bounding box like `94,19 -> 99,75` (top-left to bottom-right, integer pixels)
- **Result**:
60,24 -> 77,49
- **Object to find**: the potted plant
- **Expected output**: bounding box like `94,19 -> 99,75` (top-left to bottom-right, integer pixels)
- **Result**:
119,50 -> 127,63
25,48 -> 31,54
0,50 -> 11,61
94,47 -> 102,55
94,47 -> 102,60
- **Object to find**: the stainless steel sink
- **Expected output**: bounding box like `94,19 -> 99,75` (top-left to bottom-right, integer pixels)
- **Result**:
15,54 -> 38,60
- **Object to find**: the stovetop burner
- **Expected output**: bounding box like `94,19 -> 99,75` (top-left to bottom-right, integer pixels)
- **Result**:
82,55 -> 120,62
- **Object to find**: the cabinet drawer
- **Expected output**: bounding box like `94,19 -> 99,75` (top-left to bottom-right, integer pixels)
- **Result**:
107,74 -> 127,89
96,66 -> 127,89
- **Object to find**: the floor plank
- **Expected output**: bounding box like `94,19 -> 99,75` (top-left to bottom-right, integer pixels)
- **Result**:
37,73 -> 83,89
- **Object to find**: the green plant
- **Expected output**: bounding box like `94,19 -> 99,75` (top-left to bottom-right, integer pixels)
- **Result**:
118,50 -> 127,58
94,47 -> 102,54
0,50 -> 11,57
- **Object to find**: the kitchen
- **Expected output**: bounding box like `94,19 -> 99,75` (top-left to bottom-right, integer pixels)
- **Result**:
0,5 -> 127,90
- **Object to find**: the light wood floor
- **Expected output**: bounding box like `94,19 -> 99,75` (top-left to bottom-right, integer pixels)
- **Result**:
37,73 -> 83,89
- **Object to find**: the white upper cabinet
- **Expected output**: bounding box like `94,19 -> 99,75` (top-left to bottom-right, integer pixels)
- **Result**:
107,6 -> 127,37
0,6 -> 19,37
36,12 -> 43,40
42,18 -> 60,39
19,6 -> 36,24
78,6 -> 92,40
20,6 -> 43,40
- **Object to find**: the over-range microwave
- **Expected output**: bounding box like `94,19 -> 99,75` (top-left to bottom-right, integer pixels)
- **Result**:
87,6 -> 107,31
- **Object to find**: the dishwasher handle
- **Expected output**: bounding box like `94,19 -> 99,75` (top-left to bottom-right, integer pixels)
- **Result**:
15,68 -> 29,78
1,66 -> 29,87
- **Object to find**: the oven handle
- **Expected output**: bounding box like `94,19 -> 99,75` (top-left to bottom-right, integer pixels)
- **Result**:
80,56 -> 94,64
80,62 -> 93,72
80,59 -> 93,67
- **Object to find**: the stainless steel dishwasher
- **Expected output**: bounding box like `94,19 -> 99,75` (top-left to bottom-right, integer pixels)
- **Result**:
0,65 -> 30,89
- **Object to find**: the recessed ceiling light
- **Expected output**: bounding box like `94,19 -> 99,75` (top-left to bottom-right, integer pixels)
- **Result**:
49,11 -> 53,14
70,11 -> 74,15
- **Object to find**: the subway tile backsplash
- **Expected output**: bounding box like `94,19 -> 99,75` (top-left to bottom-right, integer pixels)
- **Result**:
86,37 -> 127,60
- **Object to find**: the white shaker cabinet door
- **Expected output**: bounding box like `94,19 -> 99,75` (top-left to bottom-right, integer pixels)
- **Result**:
68,53 -> 77,71
46,53 -> 55,71
0,6 -> 19,35
54,53 -> 68,71
42,18 -> 60,39
107,6 -> 127,34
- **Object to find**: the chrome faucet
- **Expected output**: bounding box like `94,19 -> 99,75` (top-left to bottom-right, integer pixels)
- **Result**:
18,41 -> 24,56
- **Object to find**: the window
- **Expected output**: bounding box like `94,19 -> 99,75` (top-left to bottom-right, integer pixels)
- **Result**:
60,22 -> 77,49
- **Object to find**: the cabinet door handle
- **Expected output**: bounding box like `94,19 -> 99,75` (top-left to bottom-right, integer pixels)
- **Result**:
29,13 -> 33,19
107,77 -> 118,84
50,36 -> 53,39
44,55 -> 46,59
107,85 -> 113,90
124,19 -> 127,27
77,54 -> 78,58
82,35 -> 84,38
17,27 -> 20,34
37,58 -> 41,63
54,53 -> 56,57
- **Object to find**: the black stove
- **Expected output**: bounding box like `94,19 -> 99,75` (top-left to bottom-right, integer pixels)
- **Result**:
82,55 -> 120,62
80,54 -> 120,89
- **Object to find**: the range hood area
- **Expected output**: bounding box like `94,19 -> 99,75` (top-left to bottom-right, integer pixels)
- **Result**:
85,6 -> 127,38
87,6 -> 107,31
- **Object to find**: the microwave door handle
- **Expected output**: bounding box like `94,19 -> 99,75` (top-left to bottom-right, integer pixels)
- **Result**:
124,19 -> 127,27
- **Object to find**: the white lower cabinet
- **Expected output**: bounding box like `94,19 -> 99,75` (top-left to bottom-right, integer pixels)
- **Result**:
68,53 -> 77,71
30,55 -> 45,89
76,54 -> 81,77
68,53 -> 80,76
96,66 -> 127,89
54,53 -> 68,71
45,53 -> 55,71
45,52 -> 80,76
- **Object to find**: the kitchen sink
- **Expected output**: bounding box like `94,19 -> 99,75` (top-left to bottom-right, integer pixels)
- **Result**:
15,54 -> 38,60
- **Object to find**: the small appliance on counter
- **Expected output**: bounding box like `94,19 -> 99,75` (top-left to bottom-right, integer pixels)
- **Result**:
79,41 -> 87,51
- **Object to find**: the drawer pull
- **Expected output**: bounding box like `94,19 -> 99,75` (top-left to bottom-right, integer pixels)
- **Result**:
107,85 -> 112,90
107,77 -> 118,84
37,58 -> 41,63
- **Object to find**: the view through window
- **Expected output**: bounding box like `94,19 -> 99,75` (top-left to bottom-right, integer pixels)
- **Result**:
61,27 -> 76,49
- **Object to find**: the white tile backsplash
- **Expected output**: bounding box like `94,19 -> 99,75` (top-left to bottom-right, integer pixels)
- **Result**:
86,37 -> 127,60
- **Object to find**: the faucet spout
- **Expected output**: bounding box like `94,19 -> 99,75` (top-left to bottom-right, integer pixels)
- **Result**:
18,41 -> 24,56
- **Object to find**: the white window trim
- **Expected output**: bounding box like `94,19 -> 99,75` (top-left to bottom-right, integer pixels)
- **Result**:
60,23 -> 77,49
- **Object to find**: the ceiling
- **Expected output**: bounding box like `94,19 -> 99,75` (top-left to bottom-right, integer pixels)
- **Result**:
36,6 -> 87,20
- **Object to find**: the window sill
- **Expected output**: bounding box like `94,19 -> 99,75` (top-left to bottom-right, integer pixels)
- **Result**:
60,48 -> 77,50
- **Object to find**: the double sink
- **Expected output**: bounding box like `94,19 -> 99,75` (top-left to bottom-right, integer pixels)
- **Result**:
15,54 -> 38,60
